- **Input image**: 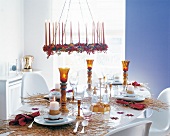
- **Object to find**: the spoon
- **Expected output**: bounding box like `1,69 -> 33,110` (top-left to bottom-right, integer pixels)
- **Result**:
28,121 -> 34,128
80,120 -> 88,133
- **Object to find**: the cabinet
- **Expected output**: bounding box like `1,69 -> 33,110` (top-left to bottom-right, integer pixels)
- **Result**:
0,75 -> 22,120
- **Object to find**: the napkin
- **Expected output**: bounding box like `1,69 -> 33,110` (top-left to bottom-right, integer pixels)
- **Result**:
116,99 -> 129,105
9,111 -> 40,126
116,99 -> 146,110
132,81 -> 141,87
129,103 -> 146,110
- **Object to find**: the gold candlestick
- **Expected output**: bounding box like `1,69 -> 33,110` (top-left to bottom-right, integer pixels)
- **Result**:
76,99 -> 83,119
99,78 -> 102,102
58,68 -> 70,113
86,59 -> 94,91
109,84 -> 112,98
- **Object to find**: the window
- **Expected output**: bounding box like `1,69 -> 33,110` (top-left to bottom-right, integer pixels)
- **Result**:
52,0 -> 125,85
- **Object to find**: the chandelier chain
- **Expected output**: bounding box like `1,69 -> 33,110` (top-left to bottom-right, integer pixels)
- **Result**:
86,0 -> 94,22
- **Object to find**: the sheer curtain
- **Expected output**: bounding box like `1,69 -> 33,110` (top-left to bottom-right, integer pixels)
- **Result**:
52,0 -> 125,85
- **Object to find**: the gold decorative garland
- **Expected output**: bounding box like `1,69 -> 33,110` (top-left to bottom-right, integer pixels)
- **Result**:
0,94 -> 169,136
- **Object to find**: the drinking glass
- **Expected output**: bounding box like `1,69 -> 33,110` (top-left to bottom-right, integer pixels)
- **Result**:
106,74 -> 114,84
81,102 -> 92,121
69,72 -> 79,99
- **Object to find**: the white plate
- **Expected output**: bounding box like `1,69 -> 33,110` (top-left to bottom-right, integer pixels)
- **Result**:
114,95 -> 145,102
34,116 -> 76,126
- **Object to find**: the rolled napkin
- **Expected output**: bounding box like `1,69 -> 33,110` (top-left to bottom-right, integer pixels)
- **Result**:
9,111 -> 40,126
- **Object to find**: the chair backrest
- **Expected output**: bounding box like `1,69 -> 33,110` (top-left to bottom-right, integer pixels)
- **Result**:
105,120 -> 152,136
21,73 -> 49,103
149,87 -> 170,130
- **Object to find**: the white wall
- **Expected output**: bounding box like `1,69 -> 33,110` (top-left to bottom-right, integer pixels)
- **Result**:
0,0 -> 24,76
24,0 -> 54,89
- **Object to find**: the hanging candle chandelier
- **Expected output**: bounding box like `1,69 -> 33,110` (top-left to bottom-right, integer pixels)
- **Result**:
43,0 -> 108,58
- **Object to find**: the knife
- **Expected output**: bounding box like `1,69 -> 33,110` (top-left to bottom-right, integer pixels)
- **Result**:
73,121 -> 80,133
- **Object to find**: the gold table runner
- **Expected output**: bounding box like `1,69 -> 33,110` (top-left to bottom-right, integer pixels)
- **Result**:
0,94 -> 169,136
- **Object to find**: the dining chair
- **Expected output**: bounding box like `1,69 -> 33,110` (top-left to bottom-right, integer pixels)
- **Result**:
21,73 -> 49,104
105,120 -> 152,136
132,87 -> 170,136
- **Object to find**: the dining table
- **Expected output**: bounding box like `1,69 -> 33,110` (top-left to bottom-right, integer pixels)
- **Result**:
0,85 -> 152,136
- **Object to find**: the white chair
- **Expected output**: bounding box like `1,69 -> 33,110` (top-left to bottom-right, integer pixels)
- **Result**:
105,120 -> 152,136
21,73 -> 49,104
132,87 -> 170,136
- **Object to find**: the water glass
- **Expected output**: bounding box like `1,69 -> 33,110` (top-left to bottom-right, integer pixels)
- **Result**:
106,74 -> 114,84
82,104 -> 92,121
75,87 -> 85,100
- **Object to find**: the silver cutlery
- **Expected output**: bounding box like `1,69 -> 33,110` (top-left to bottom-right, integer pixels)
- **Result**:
73,120 -> 80,133
80,120 -> 88,134
28,121 -> 34,128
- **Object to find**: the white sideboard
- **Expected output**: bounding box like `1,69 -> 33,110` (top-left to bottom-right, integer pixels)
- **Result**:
0,75 -> 22,120
0,70 -> 42,120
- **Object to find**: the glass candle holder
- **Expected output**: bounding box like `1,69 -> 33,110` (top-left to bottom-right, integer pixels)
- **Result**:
58,68 -> 70,83
122,60 -> 130,72
86,59 -> 94,70
86,59 -> 94,92
121,60 -> 130,93
58,67 -> 70,113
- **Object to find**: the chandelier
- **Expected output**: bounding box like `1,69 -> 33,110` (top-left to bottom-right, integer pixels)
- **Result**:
43,0 -> 108,58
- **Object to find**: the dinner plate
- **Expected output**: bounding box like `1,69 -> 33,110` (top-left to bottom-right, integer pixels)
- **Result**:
34,116 -> 76,126
114,95 -> 145,102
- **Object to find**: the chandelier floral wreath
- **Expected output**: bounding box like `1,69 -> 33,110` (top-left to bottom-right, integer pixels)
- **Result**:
43,0 -> 108,58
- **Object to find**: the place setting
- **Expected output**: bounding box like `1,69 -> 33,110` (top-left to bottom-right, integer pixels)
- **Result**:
114,84 -> 145,102
34,97 -> 76,126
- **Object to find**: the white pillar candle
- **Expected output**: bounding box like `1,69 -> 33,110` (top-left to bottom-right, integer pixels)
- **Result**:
49,101 -> 59,110
55,83 -> 60,89
127,85 -> 134,91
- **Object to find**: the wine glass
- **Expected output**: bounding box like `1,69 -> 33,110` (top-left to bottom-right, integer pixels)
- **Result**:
69,72 -> 79,101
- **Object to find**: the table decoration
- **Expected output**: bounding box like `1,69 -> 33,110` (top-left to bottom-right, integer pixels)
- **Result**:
86,59 -> 94,92
122,60 -> 130,92
1,94 -> 169,136
110,117 -> 119,120
42,0 -> 108,58
22,94 -> 49,106
58,67 -> 70,113
0,114 -> 112,136
92,87 -> 98,103
48,99 -> 61,119
125,114 -> 134,117
76,99 -> 83,119
109,84 -> 112,98
22,55 -> 34,72
102,85 -> 109,103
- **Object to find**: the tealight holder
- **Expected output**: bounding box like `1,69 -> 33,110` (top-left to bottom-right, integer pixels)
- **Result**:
58,68 -> 70,113
86,59 -> 94,91
122,60 -> 130,92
